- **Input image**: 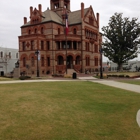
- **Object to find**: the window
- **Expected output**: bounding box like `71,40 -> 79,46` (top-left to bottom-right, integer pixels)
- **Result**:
73,41 -> 77,50
16,53 -> 18,58
47,57 -> 50,66
76,56 -> 80,65
85,42 -> 90,51
95,58 -> 98,66
35,28 -> 37,34
95,45 -> 98,53
28,30 -> 31,34
41,57 -> 44,66
47,41 -> 50,50
58,28 -> 60,34
0,51 -> 3,57
9,52 -> 11,58
22,42 -> 26,51
41,41 -> 44,50
58,56 -> 63,65
23,57 -> 26,67
73,28 -> 77,34
31,40 -> 34,50
31,57 -> 35,66
41,27 -> 44,34
86,57 -> 90,66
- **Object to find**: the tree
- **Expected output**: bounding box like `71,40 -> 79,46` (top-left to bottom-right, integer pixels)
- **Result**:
102,13 -> 140,71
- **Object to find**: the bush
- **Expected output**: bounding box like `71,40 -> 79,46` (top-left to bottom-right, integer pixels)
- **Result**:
118,75 -> 124,77
19,76 -> 31,80
125,75 -> 130,78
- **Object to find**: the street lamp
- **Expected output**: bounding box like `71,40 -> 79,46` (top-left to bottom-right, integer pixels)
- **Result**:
99,48 -> 103,79
35,50 -> 39,77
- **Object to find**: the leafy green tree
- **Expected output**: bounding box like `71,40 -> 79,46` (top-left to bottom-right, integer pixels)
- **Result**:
102,13 -> 140,71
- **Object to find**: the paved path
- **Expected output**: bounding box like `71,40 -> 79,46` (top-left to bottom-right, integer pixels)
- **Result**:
91,79 -> 140,93
0,76 -> 140,94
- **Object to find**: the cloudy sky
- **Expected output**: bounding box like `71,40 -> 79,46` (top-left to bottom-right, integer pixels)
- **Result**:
0,0 -> 140,61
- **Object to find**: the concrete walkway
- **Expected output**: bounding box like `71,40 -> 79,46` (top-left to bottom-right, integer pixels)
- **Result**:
91,79 -> 140,93
0,76 -> 140,93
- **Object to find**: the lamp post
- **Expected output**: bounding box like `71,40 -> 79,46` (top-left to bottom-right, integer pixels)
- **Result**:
35,50 -> 39,77
99,48 -> 103,79
62,10 -> 68,74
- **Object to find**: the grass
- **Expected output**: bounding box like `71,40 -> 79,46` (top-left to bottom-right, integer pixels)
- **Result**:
0,81 -> 140,140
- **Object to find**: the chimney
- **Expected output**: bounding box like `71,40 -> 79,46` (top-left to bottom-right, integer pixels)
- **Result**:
24,17 -> 27,24
96,13 -> 99,28
81,3 -> 84,18
38,4 -> 42,15
30,6 -> 33,18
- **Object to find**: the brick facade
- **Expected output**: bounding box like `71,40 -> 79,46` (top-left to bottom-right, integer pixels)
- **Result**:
19,0 -> 101,76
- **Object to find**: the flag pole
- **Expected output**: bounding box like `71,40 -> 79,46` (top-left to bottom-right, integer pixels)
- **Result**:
65,12 -> 68,74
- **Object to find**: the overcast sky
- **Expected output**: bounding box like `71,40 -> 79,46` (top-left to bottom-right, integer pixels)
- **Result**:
0,0 -> 140,61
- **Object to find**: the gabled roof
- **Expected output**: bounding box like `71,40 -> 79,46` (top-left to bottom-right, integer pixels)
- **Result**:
68,8 -> 89,25
21,8 -> 89,27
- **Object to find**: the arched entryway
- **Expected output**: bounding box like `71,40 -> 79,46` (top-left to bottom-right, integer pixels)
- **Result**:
67,55 -> 73,69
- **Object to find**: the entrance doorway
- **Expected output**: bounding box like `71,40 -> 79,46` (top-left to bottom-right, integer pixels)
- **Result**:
67,55 -> 73,69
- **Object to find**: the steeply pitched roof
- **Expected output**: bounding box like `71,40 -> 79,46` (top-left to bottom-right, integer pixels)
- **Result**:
68,8 -> 89,25
21,8 -> 89,27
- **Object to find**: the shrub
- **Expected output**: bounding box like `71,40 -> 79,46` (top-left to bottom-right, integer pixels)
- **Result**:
125,75 -> 130,78
19,76 -> 31,80
118,75 -> 124,77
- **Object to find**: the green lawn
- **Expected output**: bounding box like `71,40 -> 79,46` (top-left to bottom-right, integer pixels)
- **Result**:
0,81 -> 140,140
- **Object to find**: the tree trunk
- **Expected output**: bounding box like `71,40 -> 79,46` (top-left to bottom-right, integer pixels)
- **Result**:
118,63 -> 123,71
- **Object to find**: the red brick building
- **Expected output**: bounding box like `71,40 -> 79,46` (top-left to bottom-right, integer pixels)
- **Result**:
19,0 -> 101,76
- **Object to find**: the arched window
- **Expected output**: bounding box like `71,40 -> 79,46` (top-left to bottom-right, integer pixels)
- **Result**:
58,56 -> 64,65
76,56 -> 80,65
23,57 -> 26,67
31,57 -> 34,66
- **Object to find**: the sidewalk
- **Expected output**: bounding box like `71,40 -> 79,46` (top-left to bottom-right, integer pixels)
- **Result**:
91,79 -> 140,93
1,76 -> 140,93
